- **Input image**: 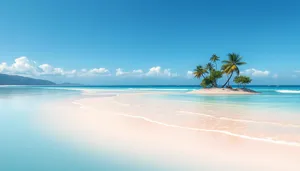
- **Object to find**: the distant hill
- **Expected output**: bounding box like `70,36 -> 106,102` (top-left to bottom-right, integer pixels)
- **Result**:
0,73 -> 56,85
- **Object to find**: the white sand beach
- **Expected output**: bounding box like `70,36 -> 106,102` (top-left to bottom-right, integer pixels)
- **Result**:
37,91 -> 300,170
188,88 -> 259,95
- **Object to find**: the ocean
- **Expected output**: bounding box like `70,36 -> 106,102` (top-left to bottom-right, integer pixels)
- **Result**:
1,85 -> 300,170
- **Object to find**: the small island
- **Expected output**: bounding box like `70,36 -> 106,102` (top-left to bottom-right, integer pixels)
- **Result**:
190,53 -> 259,95
188,88 -> 259,95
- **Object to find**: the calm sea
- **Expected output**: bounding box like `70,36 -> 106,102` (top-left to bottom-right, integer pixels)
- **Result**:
0,85 -> 300,170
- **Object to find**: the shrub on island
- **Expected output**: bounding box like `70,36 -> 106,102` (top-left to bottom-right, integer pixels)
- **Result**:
234,75 -> 252,88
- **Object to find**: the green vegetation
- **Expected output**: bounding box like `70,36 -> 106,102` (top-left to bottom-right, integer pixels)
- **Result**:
193,53 -> 251,88
234,76 -> 252,88
193,65 -> 207,79
221,53 -> 246,87
210,54 -> 220,70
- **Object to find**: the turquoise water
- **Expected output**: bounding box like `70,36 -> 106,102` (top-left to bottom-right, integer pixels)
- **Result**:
160,89 -> 300,111
1,85 -> 300,170
0,86 -> 176,171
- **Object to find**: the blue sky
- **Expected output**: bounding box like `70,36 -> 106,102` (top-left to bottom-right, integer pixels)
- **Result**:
0,0 -> 300,85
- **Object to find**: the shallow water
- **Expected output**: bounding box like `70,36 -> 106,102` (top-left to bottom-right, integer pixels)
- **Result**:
0,86 -> 182,170
1,85 -> 300,170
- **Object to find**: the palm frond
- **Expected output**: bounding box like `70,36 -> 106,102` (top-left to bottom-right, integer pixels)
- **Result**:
222,60 -> 230,64
210,54 -> 220,62
235,67 -> 240,75
236,61 -> 247,65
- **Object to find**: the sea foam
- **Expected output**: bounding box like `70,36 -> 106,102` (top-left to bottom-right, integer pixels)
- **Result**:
116,112 -> 300,147
276,90 -> 300,94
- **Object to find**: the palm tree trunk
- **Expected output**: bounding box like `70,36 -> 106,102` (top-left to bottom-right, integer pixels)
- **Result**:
213,79 -> 218,87
215,62 -> 219,87
222,72 -> 233,88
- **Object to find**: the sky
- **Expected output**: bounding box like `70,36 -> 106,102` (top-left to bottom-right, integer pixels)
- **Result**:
0,0 -> 300,85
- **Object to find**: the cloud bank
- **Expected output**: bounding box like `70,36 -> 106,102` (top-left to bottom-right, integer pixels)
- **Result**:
241,68 -> 270,77
186,71 -> 193,78
0,56 -> 111,77
0,57 -> 181,79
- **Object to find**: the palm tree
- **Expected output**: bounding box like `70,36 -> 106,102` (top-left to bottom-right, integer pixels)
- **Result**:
193,65 -> 208,79
210,54 -> 220,70
205,62 -> 214,72
221,53 -> 246,88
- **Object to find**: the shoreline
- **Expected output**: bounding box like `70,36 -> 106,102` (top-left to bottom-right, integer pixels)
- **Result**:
36,90 -> 300,170
188,87 -> 259,95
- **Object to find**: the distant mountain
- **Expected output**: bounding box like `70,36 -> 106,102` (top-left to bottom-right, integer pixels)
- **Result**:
0,73 -> 56,85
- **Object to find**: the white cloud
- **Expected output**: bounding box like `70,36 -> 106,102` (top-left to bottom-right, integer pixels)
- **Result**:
116,68 -> 128,76
65,70 -> 77,77
132,69 -> 143,74
78,68 -> 110,77
12,57 -> 35,74
0,56 -> 109,77
0,57 -> 39,76
39,64 -> 66,76
164,69 -> 179,77
146,66 -> 178,77
163,69 -> 172,77
241,68 -> 270,77
115,68 -> 144,77
39,64 -> 53,74
187,71 -> 193,78
0,62 -> 8,73
147,66 -> 161,76
115,66 -> 177,77
0,56 -> 68,76
1,57 -> 181,79
89,68 -> 109,74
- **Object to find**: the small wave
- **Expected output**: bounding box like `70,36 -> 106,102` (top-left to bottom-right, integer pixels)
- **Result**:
177,111 -> 300,128
0,85 -> 19,87
116,113 -> 300,147
177,111 -> 215,118
276,90 -> 300,94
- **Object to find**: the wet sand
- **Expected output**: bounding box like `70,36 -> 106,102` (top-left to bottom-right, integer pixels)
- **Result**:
37,92 -> 300,170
